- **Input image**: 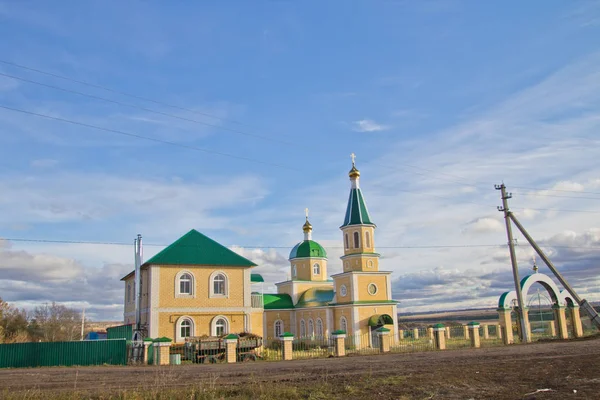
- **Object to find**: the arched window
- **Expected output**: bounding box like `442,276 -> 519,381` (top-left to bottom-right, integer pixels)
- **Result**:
353,231 -> 360,248
176,316 -> 194,342
340,316 -> 348,333
308,319 -> 314,336
367,260 -> 374,268
313,263 -> 320,275
211,316 -> 229,336
127,284 -> 132,303
316,318 -> 323,337
274,320 -> 284,338
179,273 -> 192,294
345,234 -> 349,249
209,271 -> 228,297
292,264 -> 297,277
365,231 -> 371,248
344,261 -> 350,271
300,319 -> 306,337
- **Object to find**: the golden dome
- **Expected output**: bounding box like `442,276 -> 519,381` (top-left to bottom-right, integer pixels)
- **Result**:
349,165 -> 360,178
302,218 -> 312,232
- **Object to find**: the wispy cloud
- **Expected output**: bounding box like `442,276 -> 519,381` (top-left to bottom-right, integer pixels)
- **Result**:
352,119 -> 390,132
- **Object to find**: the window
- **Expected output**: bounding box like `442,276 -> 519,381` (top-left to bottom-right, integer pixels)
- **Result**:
365,231 -> 371,248
308,319 -> 314,336
368,283 -> 378,295
179,273 -> 192,295
316,319 -> 323,336
339,284 -> 347,297
180,319 -> 192,338
344,261 -> 350,271
176,316 -> 195,342
353,231 -> 360,248
340,317 -> 348,333
274,320 -> 284,338
292,264 -> 297,277
211,316 -> 229,336
313,263 -> 320,275
127,284 -> 131,303
368,260 -> 374,268
345,234 -> 349,249
209,271 -> 228,297
300,320 -> 306,337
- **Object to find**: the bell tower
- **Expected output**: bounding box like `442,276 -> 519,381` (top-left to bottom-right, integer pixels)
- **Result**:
340,154 -> 379,273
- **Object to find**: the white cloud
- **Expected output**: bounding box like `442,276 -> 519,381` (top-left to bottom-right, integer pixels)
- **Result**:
352,119 -> 389,132
463,217 -> 504,234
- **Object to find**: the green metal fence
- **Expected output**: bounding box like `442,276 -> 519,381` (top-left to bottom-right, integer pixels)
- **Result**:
106,324 -> 133,340
0,339 -> 128,368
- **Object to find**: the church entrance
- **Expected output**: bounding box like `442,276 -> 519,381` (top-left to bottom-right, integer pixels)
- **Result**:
368,314 -> 394,348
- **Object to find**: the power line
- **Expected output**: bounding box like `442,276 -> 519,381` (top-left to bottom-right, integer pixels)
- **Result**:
511,192 -> 600,200
0,104 -> 297,171
2,237 -> 599,250
0,71 -> 296,146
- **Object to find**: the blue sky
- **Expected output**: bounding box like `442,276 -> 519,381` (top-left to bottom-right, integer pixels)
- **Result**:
1,1 -> 600,320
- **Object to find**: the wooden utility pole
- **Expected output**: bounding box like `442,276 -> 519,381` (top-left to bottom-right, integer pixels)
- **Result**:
496,183 -> 530,343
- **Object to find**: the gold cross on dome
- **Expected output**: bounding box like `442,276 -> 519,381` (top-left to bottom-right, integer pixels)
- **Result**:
350,152 -> 356,166
305,208 -> 309,219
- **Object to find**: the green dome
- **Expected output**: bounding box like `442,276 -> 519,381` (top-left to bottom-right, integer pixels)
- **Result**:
289,240 -> 327,260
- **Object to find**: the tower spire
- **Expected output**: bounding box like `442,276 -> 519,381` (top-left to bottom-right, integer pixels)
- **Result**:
349,153 -> 360,189
303,208 -> 313,240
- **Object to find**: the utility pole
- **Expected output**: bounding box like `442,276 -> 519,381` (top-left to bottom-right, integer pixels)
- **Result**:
496,183 -> 530,343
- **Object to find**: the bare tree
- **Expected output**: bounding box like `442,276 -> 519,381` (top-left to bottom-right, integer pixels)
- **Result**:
0,298 -> 29,343
31,302 -> 81,342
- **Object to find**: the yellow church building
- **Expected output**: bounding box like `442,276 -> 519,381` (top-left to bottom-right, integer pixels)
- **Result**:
262,158 -> 399,344
121,157 -> 398,345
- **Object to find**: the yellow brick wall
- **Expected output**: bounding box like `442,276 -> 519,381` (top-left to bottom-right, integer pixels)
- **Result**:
333,307 -> 353,333
264,310 -> 292,339
251,311 -> 263,337
158,265 -> 247,308
357,305 -> 396,336
291,258 -> 328,281
357,275 -> 389,301
158,312 -> 248,342
341,226 -> 376,256
296,308 -> 329,334
334,276 -> 352,302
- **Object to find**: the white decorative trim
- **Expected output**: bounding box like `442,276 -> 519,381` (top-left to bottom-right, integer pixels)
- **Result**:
352,308 -> 360,335
150,266 -> 160,338
244,268 -> 251,307
274,319 -> 284,337
157,307 -> 255,313
368,283 -> 378,296
175,315 -> 195,343
352,274 -> 359,302
209,270 -> 229,298
326,308 -> 333,336
263,312 -> 267,338
392,304 -> 399,342
331,270 -> 392,277
386,274 -> 392,300
211,315 -> 230,336
340,316 -> 348,333
291,311 -> 297,335
175,270 -> 196,298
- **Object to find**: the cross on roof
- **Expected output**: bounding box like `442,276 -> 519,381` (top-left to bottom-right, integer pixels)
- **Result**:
305,207 -> 309,219
350,152 -> 356,166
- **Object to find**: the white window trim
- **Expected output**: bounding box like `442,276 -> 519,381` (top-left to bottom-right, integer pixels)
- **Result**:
300,319 -> 306,337
308,319 -> 314,336
175,316 -> 195,343
368,283 -> 378,296
274,319 -> 284,338
340,316 -> 348,333
316,318 -> 323,336
175,270 -> 195,298
313,262 -> 320,276
211,315 -> 230,336
353,231 -> 360,248
292,264 -> 297,278
340,284 -> 347,297
209,270 -> 229,298
345,234 -> 349,249
365,231 -> 371,248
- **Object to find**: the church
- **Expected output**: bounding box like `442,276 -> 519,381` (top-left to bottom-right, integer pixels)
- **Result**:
121,156 -> 398,345
262,157 -> 399,344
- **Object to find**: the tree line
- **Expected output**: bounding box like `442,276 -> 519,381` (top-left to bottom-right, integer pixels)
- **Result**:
0,298 -> 83,343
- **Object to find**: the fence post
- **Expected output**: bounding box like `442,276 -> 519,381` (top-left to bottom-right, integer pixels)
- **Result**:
398,329 -> 404,340
224,334 -> 238,363
413,328 -> 419,340
445,326 -> 451,339
553,305 -> 569,340
496,324 -> 503,340
497,309 -> 513,344
377,327 -> 391,353
569,305 -> 583,338
331,330 -> 346,357
548,320 -> 557,337
467,322 -> 481,348
143,338 -> 153,365
463,325 -> 470,339
279,332 -> 294,361
427,327 -> 434,341
433,324 -> 446,350
153,337 -> 172,365
482,324 -> 489,340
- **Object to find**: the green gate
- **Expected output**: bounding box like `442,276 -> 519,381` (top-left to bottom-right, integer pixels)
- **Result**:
0,339 -> 127,368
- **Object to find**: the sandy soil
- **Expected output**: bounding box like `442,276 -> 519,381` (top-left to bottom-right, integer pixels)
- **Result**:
1,336 -> 599,399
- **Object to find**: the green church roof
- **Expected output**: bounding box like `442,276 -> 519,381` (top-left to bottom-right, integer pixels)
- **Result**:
263,293 -> 294,309
296,288 -> 335,308
341,188 -> 374,228
289,240 -> 327,260
144,229 -> 257,267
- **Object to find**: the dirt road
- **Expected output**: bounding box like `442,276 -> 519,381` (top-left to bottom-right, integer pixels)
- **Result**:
1,337 -> 599,399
